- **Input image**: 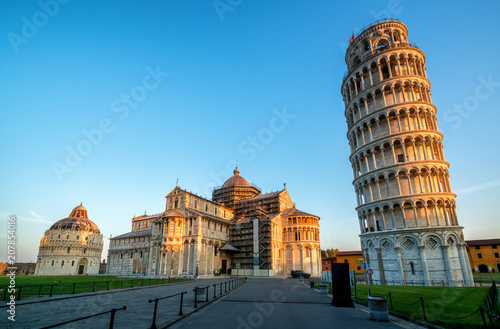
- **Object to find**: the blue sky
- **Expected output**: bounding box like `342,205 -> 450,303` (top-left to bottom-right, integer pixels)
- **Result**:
1,1 -> 500,262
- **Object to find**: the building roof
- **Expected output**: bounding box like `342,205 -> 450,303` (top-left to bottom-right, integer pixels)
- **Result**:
336,250 -> 363,256
220,244 -> 239,252
163,209 -> 185,218
221,167 -> 252,188
111,229 -> 152,240
188,209 -> 231,224
133,211 -> 162,221
237,190 -> 287,204
49,203 -> 100,234
282,207 -> 318,218
465,239 -> 500,246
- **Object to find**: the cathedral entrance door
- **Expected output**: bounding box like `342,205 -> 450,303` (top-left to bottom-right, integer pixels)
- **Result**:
221,260 -> 227,274
78,265 -> 84,274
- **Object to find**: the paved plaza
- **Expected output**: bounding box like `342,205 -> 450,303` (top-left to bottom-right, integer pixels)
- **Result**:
1,277 -> 425,328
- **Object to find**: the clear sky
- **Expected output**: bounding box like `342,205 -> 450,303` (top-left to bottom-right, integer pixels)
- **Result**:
1,1 -> 500,262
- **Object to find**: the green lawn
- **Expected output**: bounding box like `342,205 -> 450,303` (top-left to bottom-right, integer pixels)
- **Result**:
473,272 -> 500,278
315,282 -> 492,329
352,284 -> 490,329
0,275 -> 189,300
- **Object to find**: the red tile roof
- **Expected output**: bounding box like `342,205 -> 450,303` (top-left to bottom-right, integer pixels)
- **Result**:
282,208 -> 318,217
465,239 -> 500,246
336,250 -> 363,256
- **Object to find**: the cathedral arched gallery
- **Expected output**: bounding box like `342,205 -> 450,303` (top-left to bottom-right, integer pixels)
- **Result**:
106,168 -> 321,277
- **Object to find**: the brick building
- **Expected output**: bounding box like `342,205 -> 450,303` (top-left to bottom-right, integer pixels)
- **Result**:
321,251 -> 364,273
466,239 -> 500,273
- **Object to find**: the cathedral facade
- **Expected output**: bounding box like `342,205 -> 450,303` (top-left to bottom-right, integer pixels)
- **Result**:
106,168 -> 321,277
342,19 -> 473,286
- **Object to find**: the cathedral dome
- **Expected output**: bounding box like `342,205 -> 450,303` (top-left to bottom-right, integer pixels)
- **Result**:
222,167 -> 251,188
49,203 -> 100,233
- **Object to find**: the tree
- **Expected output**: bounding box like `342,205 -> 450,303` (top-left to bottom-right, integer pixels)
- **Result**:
321,248 -> 339,258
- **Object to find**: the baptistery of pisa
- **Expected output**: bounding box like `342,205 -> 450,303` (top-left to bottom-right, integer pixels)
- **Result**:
34,204 -> 103,275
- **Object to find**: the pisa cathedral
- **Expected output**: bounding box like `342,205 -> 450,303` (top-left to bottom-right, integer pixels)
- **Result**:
342,19 -> 473,286
106,168 -> 321,277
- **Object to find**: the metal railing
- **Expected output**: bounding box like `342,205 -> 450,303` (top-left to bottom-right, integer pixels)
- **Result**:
148,278 -> 246,329
148,291 -> 187,329
1,278 -> 189,301
40,306 -> 127,329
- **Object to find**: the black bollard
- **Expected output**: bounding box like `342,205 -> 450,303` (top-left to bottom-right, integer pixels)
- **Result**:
148,298 -> 159,329
213,284 -> 216,298
194,288 -> 198,308
179,292 -> 185,316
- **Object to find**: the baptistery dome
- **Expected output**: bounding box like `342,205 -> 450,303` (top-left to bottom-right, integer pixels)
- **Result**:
49,203 -> 100,233
34,203 -> 103,275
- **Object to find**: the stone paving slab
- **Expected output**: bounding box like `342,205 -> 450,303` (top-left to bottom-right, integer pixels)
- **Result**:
0,277 -> 242,329
170,278 -> 426,329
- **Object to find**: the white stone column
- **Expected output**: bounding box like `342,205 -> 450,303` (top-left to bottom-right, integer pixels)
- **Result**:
179,246 -> 184,276
457,243 -> 472,286
395,247 -> 406,284
418,246 -> 430,286
441,245 -> 454,286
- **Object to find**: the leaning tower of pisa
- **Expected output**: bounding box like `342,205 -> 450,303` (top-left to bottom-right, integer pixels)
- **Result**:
341,19 -> 473,286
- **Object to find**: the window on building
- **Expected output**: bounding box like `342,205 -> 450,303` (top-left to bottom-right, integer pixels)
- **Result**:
51,260 -> 54,266
475,246 -> 481,250
477,253 -> 483,259
120,254 -> 123,259
67,247 -> 70,253
494,253 -> 499,258
377,43 -> 387,52
194,200 -> 197,208
72,261 -> 74,266
83,248 -> 86,254
410,262 -> 415,275
62,260 -> 64,266
363,40 -> 370,51
493,245 -> 497,249
357,266 -> 361,271
382,67 -> 389,79
397,154 -> 405,163
344,259 -> 348,264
